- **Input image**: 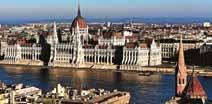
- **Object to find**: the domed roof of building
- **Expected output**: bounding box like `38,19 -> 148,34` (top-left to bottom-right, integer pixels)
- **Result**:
71,16 -> 87,28
71,4 -> 87,29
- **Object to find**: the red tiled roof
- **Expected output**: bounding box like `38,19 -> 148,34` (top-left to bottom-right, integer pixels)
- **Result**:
83,44 -> 93,48
186,74 -> 207,99
145,38 -> 154,46
126,43 -> 135,48
20,43 -> 34,47
98,45 -> 108,49
140,43 -> 148,48
71,16 -> 87,29
16,39 -> 26,44
114,32 -> 123,39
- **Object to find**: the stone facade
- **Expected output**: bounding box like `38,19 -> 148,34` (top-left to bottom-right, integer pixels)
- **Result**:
120,39 -> 161,70
0,4 -> 162,69
98,36 -> 125,46
161,43 -> 178,59
0,43 -> 43,65
160,39 -> 203,59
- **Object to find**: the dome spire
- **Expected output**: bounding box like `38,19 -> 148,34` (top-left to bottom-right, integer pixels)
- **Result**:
77,0 -> 81,17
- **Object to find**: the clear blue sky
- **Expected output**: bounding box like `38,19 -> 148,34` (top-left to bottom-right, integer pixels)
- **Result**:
0,0 -> 212,20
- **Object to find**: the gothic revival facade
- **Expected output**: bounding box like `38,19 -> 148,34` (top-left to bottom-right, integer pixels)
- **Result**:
0,3 -> 162,69
0,43 -> 43,66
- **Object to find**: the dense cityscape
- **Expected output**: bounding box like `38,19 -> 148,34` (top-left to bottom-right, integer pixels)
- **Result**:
0,0 -> 212,104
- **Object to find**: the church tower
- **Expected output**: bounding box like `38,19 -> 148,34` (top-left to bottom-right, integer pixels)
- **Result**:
175,35 -> 187,96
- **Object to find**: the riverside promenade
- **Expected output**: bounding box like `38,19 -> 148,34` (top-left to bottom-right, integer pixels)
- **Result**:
119,66 -> 212,77
1,60 -> 212,77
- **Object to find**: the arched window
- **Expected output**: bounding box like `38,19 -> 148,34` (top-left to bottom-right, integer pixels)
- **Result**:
179,78 -> 181,84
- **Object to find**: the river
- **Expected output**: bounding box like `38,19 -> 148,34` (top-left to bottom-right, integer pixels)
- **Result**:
0,65 -> 211,104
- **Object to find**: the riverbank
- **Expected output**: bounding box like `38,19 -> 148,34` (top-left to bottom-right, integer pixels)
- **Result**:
0,66 -> 212,104
1,64 -> 212,77
119,66 -> 212,77
0,61 -> 118,70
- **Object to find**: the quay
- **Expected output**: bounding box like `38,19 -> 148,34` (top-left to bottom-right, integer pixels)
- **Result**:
1,63 -> 212,77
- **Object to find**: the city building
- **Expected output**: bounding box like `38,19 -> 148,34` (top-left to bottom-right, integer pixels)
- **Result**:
200,39 -> 212,54
98,32 -> 126,46
0,82 -> 130,104
0,2 -> 162,69
160,37 -> 204,60
203,22 -> 211,28
0,83 -> 42,104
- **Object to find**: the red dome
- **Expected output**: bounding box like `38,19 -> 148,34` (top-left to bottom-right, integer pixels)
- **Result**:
71,3 -> 87,30
71,16 -> 87,29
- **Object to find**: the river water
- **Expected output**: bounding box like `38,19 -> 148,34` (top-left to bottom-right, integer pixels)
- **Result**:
0,65 -> 211,104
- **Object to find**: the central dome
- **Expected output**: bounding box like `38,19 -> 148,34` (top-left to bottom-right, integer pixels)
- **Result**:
71,3 -> 87,29
71,16 -> 87,29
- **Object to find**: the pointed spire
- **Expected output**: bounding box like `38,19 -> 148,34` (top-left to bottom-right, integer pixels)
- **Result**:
175,34 -> 187,96
178,34 -> 186,73
77,0 -> 81,17
130,18 -> 133,29
53,21 -> 58,44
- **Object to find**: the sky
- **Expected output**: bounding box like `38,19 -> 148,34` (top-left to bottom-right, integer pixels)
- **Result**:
0,0 -> 212,21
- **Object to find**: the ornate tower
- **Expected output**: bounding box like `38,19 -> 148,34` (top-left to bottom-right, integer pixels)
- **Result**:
71,0 -> 87,64
53,22 -> 59,44
71,0 -> 89,45
49,22 -> 58,65
175,35 -> 187,96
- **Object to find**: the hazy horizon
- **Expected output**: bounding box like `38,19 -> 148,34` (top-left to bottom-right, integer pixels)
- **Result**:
0,0 -> 212,21
1,17 -> 212,25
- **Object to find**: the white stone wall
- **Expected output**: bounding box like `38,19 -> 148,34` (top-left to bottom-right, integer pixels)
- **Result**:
149,40 -> 162,66
0,41 -> 7,56
149,47 -> 162,66
122,40 -> 162,66
98,37 -> 125,46
20,44 -> 41,61
2,43 -> 42,64
54,44 -> 73,63
98,38 -> 112,46
1,42 -> 162,67
113,38 -> 125,46
4,44 -> 21,61
137,48 -> 149,66
72,24 -> 89,45
122,47 -> 139,65
161,43 -> 178,59
83,46 -> 115,65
